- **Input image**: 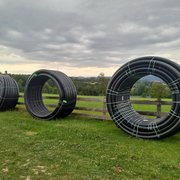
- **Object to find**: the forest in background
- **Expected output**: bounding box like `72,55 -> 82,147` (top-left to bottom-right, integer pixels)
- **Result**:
2,72 -> 171,98
9,73 -> 109,96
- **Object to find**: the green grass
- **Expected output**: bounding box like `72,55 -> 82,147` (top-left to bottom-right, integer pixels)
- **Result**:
0,109 -> 180,179
19,95 -> 172,119
19,94 -> 171,110
131,97 -> 171,113
18,95 -> 105,116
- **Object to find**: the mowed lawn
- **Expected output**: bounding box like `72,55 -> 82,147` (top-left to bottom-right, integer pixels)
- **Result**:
131,97 -> 172,113
0,98 -> 179,179
19,95 -> 172,117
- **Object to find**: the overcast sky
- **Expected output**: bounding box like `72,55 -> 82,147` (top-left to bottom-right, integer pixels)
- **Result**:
0,0 -> 180,76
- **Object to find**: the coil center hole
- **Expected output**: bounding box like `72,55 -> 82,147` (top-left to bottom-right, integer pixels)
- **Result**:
130,75 -> 172,120
42,79 -> 60,112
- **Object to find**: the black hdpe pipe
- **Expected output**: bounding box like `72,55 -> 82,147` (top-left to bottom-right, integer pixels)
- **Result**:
24,69 -> 77,120
0,75 -> 19,110
106,56 -> 180,139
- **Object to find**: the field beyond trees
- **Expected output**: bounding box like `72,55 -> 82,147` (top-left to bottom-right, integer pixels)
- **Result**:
0,107 -> 179,179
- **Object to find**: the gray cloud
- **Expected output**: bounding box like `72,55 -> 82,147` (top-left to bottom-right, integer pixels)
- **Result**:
0,0 -> 180,69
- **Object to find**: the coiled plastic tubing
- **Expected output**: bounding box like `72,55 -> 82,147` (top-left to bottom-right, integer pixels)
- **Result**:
0,75 -> 19,110
24,69 -> 77,120
106,56 -> 180,139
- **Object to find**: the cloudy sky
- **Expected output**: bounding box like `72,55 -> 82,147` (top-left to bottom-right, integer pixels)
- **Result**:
0,0 -> 180,76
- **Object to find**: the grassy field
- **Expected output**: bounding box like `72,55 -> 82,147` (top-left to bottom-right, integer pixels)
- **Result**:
3,97 -> 177,180
131,97 -> 171,113
0,104 -> 180,179
19,95 -> 172,118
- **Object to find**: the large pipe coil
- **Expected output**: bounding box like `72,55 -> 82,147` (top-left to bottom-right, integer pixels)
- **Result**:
106,56 -> 180,139
24,69 -> 77,120
0,75 -> 19,110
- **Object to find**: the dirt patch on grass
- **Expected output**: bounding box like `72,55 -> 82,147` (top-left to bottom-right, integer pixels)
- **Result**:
55,124 -> 67,128
25,131 -> 38,136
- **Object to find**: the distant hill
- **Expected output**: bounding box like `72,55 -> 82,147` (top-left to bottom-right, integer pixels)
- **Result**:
141,75 -> 163,82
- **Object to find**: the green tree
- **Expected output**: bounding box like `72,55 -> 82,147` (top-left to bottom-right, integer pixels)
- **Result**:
131,81 -> 151,97
97,73 -> 108,96
17,79 -> 24,92
151,82 -> 171,99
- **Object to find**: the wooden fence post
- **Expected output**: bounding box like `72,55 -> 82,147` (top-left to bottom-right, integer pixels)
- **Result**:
102,97 -> 107,120
156,98 -> 162,118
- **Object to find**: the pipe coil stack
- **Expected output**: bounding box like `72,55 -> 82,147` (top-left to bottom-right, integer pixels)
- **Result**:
106,56 -> 180,139
0,75 -> 19,110
24,69 -> 77,120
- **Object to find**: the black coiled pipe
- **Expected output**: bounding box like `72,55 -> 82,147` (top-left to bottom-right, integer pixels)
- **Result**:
24,69 -> 77,120
0,75 -> 19,110
106,56 -> 180,139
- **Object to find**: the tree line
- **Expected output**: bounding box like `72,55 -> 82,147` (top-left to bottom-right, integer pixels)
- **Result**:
131,80 -> 171,99
9,72 -> 109,96
3,72 -> 171,98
